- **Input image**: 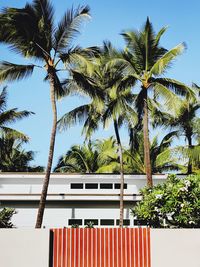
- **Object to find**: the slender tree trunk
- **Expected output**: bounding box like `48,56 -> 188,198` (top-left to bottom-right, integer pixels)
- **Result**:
143,88 -> 153,187
35,68 -> 57,228
187,134 -> 192,174
114,120 -> 124,228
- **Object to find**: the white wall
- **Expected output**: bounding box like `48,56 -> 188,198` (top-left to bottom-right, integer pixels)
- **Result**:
10,204 -> 133,228
151,229 -> 200,267
0,229 -> 50,267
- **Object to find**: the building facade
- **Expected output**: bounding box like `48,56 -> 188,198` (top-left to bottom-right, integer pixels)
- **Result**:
0,173 -> 168,228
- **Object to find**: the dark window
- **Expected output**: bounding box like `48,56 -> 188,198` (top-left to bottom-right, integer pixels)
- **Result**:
71,183 -> 83,189
85,183 -> 98,189
100,183 -> 113,189
68,219 -> 82,226
114,183 -> 127,189
84,219 -> 98,225
100,219 -> 114,226
134,219 -> 147,226
116,219 -> 130,226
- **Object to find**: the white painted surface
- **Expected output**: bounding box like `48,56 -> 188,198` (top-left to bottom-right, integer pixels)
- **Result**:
0,173 -> 168,200
10,204 -> 134,228
0,229 -> 50,267
151,229 -> 200,267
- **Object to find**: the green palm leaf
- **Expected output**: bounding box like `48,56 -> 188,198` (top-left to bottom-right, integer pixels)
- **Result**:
0,62 -> 34,82
153,77 -> 194,97
0,127 -> 29,142
0,109 -> 34,126
53,5 -> 90,54
149,43 -> 185,76
153,82 -> 183,110
0,87 -> 7,112
58,104 -> 90,131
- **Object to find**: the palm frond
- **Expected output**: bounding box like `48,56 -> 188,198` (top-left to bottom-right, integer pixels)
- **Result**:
149,43 -> 185,76
60,46 -> 100,74
70,69 -> 104,101
159,131 -> 179,147
0,87 -> 8,112
173,145 -> 200,165
0,5 -> 49,58
0,62 -> 34,82
153,77 -> 193,97
96,162 -> 119,173
53,5 -> 90,54
33,0 -> 54,51
57,104 -> 90,131
82,113 -> 101,140
153,82 -> 183,111
0,109 -> 34,126
0,127 -> 29,142
154,26 -> 168,45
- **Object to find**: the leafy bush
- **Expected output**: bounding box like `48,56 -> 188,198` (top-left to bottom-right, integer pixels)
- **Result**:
0,208 -> 16,228
131,174 -> 200,228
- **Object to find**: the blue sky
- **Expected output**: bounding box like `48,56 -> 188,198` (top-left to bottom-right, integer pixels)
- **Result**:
0,0 -> 200,168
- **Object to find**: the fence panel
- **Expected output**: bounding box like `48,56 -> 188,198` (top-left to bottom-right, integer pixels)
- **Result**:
52,228 -> 151,267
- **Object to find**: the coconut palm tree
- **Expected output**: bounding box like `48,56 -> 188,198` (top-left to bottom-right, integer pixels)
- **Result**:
152,86 -> 200,173
0,132 -> 44,172
0,0 -> 99,228
124,131 -> 182,173
111,18 -> 192,186
0,87 -> 32,140
54,137 -> 119,173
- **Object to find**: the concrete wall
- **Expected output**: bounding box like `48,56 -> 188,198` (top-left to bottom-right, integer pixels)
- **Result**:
151,229 -> 200,267
0,229 -> 50,267
0,228 -> 200,267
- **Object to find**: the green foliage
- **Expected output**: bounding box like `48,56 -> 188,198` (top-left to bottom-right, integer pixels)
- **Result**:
151,85 -> 200,173
131,174 -> 200,228
123,131 -> 181,173
0,133 -> 44,172
54,137 -> 119,173
0,208 -> 16,228
71,224 -> 79,228
84,221 -> 94,228
0,87 -> 33,139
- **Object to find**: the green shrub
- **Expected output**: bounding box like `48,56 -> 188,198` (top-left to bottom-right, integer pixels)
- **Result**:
0,208 -> 16,228
131,174 -> 200,228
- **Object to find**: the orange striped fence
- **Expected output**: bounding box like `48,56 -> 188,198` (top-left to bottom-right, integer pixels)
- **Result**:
51,228 -> 151,267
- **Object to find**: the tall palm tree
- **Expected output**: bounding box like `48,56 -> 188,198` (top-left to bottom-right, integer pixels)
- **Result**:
0,0 -> 98,228
112,18 -> 192,186
0,87 -> 32,139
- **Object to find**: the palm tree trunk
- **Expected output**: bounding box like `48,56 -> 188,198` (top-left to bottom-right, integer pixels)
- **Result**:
114,120 -> 124,228
143,88 -> 153,187
35,68 -> 57,228
187,134 -> 192,174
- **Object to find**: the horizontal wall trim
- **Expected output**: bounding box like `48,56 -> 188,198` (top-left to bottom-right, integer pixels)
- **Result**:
0,193 -> 141,196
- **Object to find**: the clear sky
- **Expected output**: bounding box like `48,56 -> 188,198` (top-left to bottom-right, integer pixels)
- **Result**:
0,0 -> 200,168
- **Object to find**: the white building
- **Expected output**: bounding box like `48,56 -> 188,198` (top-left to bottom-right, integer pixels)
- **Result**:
0,173 -> 168,228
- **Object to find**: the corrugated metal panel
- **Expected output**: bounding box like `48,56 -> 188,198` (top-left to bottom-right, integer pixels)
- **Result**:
52,228 -> 151,267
